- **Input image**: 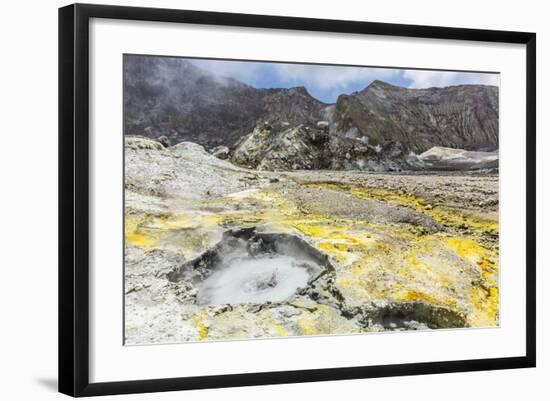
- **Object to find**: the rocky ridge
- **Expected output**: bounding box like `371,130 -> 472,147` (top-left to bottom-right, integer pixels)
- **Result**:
330,80 -> 499,154
124,55 -> 325,149
124,56 -> 499,172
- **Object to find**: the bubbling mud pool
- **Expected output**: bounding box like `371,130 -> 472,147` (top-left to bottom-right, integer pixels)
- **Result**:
168,228 -> 333,306
165,227 -> 471,331
197,255 -> 312,305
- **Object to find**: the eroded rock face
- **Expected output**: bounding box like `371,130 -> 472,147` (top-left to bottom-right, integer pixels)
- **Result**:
330,80 -> 499,154
124,55 -> 325,149
124,56 -> 499,172
230,118 -> 499,172
231,125 -> 330,170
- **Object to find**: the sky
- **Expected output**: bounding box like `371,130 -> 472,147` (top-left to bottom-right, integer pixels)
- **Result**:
189,58 -> 499,104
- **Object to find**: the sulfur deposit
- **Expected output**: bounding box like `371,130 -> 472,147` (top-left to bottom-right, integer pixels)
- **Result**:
124,136 -> 499,345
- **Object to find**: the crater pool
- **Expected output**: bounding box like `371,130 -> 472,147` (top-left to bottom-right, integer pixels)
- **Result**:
197,254 -> 313,305
168,228 -> 332,306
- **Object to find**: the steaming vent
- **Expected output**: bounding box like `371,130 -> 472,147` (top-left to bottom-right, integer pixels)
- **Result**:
167,228 -> 333,306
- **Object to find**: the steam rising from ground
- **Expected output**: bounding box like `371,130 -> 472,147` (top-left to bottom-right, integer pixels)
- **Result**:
197,255 -> 312,305
170,229 -> 328,306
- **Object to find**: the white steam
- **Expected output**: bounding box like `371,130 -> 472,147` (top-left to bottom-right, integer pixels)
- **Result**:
197,255 -> 311,305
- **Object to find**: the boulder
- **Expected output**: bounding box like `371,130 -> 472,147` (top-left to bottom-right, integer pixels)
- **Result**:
210,145 -> 230,160
231,124 -> 330,171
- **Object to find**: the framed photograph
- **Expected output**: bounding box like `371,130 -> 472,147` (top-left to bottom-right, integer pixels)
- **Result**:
58,3 -> 536,397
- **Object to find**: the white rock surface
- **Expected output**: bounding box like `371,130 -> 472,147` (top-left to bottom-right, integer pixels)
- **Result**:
418,146 -> 498,170
125,136 -> 265,199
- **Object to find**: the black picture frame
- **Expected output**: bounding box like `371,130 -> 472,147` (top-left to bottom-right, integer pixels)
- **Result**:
59,3 -> 536,397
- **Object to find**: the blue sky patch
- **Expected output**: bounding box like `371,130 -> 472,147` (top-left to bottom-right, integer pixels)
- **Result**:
189,58 -> 499,103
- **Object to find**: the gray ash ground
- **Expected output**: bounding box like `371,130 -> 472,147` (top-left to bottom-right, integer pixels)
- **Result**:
124,137 -> 499,344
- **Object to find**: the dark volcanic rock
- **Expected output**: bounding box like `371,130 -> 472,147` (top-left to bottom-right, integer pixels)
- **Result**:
124,56 -> 499,171
330,80 -> 499,154
124,55 -> 325,149
231,124 -> 330,170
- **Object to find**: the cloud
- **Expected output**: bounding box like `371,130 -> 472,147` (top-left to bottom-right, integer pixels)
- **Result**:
269,64 -> 404,102
190,59 -> 265,84
270,64 -> 399,91
188,58 -> 499,102
191,60 -> 401,92
403,70 -> 499,89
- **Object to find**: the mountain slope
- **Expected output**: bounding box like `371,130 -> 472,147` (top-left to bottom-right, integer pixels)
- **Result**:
124,56 -> 499,171
124,55 -> 326,148
329,80 -> 498,153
